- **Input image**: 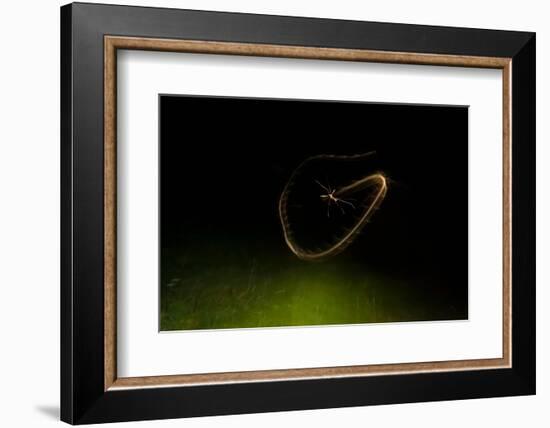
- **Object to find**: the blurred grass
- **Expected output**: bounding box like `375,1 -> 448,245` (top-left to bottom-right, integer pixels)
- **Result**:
160,245 -> 466,331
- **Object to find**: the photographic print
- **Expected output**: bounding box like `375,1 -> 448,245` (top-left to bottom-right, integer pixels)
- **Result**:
160,95 -> 468,331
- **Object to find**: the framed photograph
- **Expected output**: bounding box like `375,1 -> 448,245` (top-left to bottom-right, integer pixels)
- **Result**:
61,2 -> 535,424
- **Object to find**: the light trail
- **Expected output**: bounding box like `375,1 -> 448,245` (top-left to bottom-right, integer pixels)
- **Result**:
279,152 -> 387,261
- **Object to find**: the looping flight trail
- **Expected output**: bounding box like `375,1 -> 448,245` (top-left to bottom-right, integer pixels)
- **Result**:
278,152 -> 388,261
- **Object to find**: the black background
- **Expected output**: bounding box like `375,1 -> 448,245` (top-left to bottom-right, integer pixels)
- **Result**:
161,95 -> 468,301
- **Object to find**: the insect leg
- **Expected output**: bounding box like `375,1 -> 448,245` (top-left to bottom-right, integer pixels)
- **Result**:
315,180 -> 331,193
339,199 -> 355,209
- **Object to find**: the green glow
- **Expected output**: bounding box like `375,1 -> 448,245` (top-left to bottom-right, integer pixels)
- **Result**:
160,248 -> 465,331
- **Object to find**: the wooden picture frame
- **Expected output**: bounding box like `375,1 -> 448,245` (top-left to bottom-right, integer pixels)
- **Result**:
61,2 -> 535,424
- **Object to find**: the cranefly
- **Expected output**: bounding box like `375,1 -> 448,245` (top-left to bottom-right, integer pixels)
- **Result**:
278,152 -> 387,261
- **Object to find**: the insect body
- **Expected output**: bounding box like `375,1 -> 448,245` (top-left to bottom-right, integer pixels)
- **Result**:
315,180 -> 355,217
